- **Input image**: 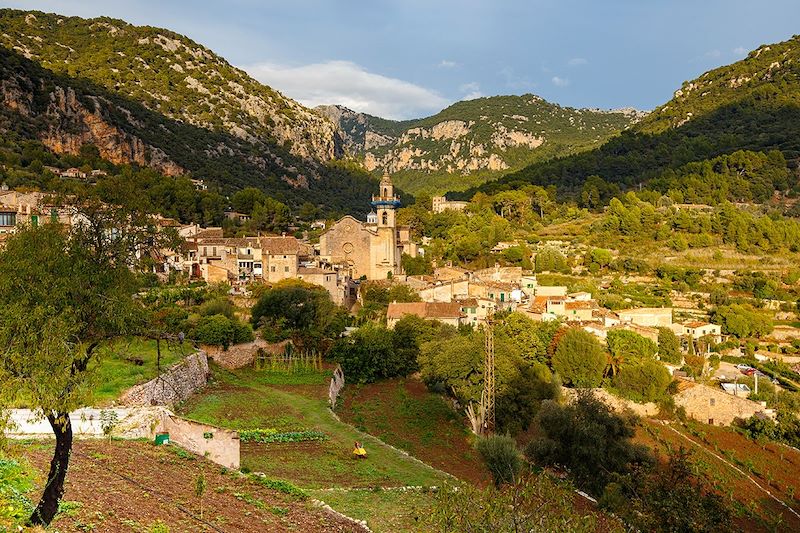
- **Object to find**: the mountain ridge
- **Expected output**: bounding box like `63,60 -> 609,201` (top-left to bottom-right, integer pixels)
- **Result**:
318,95 -> 644,195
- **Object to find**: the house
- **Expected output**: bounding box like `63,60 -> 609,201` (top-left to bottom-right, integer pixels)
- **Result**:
260,235 -> 307,283
61,167 -> 87,179
432,196 -> 469,213
680,321 -> 723,343
534,285 -> 568,297
673,380 -> 775,426
297,267 -> 342,304
225,211 -> 251,223
191,178 -> 208,191
456,297 -> 496,326
617,307 -> 673,328
386,301 -> 466,329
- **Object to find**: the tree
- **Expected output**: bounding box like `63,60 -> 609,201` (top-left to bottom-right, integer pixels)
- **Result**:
251,279 -> 348,349
657,327 -> 682,364
0,197 -> 169,526
552,329 -> 607,388
612,360 -> 672,403
526,391 -> 652,496
606,329 -> 658,368
328,323 -> 404,383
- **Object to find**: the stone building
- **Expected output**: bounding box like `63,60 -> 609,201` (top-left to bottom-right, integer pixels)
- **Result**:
432,195 -> 469,213
319,173 -> 417,280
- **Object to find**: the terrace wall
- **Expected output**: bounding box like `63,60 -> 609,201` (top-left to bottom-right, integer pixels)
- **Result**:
120,351 -> 209,407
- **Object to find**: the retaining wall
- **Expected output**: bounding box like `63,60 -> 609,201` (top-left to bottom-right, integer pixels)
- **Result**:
161,416 -> 240,469
120,351 -> 208,407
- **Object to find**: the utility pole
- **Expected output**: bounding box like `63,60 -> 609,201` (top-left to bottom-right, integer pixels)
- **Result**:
481,312 -> 495,435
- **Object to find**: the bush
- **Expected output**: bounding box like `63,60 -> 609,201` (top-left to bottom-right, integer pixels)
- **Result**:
475,434 -> 523,487
197,297 -> 236,319
192,314 -> 253,348
525,391 -> 652,496
552,329 -> 607,388
328,323 -> 415,383
612,360 -> 672,403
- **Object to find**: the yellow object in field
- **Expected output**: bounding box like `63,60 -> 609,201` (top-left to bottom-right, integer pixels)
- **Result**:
353,446 -> 367,458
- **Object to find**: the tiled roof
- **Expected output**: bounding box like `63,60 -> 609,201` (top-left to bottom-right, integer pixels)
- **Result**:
260,236 -> 303,255
386,301 -> 465,320
298,267 -> 335,275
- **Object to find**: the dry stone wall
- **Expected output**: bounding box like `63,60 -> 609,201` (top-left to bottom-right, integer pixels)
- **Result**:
120,351 -> 209,407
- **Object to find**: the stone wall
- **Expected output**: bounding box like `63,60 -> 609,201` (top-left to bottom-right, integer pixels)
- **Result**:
561,387 -> 660,417
674,382 -> 774,426
120,351 -> 209,407
205,339 -> 290,369
161,415 -> 240,469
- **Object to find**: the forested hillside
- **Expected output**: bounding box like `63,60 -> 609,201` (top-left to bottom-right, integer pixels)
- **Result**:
463,35 -> 800,206
0,9 -> 382,215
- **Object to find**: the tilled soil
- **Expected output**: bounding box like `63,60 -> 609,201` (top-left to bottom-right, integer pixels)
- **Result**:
17,439 -> 366,532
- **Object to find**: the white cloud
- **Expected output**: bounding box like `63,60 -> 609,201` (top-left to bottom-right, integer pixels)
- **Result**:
568,57 -> 588,66
706,49 -> 721,58
459,81 -> 483,100
551,76 -> 570,87
733,46 -> 747,55
242,60 -> 449,119
438,59 -> 458,68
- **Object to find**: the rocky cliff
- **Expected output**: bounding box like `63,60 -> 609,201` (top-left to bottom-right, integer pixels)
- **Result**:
0,9 -> 381,214
0,10 -> 342,163
318,96 -> 643,194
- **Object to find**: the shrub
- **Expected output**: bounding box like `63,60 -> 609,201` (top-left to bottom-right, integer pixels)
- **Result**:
192,314 -> 253,348
526,391 -> 652,496
657,327 -> 682,364
475,434 -> 523,487
197,297 -> 236,319
328,323 -> 412,383
552,329 -> 606,388
612,360 -> 672,403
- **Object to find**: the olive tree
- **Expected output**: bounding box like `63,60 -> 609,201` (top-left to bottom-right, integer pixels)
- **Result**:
0,197 -> 172,526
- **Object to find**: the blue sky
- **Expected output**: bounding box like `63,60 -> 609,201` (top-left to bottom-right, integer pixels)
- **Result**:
8,1 -> 800,119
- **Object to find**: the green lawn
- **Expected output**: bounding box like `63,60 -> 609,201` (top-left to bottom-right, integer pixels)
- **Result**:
308,488 -> 435,533
178,365 -> 449,490
88,337 -> 192,405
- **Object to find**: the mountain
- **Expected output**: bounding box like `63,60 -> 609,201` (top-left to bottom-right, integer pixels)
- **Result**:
317,96 -> 643,195
0,9 -> 383,215
463,35 -> 800,202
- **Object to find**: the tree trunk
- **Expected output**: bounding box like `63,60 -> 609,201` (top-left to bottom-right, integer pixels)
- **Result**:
29,411 -> 73,526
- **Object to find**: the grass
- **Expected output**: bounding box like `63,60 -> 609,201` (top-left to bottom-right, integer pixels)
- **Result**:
178,365 -> 449,490
308,488 -> 435,533
88,337 -> 192,405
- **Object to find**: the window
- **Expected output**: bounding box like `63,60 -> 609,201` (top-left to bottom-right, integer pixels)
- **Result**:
284,266 -> 289,272
383,187 -> 388,197
709,398 -> 715,406
0,212 -> 16,226
382,212 -> 388,225
708,419 -> 714,425
271,266 -> 276,272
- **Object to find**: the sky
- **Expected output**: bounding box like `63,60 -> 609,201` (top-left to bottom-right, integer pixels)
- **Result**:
7,1 -> 800,119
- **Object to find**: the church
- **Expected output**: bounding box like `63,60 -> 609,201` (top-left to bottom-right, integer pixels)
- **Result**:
319,173 -> 418,280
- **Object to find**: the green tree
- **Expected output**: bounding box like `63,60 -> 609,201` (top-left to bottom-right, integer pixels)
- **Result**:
606,330 -> 658,365
475,434 -> 523,487
552,329 -> 607,388
657,327 -> 682,364
612,360 -> 672,403
526,391 -> 652,496
0,198 -> 168,526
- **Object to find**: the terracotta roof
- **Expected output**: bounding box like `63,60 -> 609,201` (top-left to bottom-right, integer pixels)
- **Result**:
298,267 -> 335,275
455,298 -> 478,307
197,237 -> 258,247
684,321 -> 712,328
565,301 -> 596,310
194,228 -> 224,239
386,302 -> 465,320
260,236 -> 303,255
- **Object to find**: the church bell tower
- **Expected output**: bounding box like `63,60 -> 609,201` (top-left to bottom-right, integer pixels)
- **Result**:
371,172 -> 401,277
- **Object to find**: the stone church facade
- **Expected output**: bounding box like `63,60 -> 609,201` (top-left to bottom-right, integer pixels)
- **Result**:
319,173 -> 417,280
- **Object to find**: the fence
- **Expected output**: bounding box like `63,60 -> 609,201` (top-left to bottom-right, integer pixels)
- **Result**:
329,365 -> 345,408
